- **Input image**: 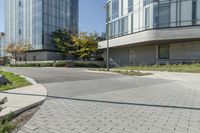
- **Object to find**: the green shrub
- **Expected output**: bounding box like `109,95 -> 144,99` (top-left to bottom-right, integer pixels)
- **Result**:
0,120 -> 15,133
9,62 -> 102,68
9,64 -> 19,67
74,62 -> 101,68
0,98 -> 7,112
53,62 -> 66,67
0,98 -> 16,133
39,63 -> 53,67
9,63 -> 54,67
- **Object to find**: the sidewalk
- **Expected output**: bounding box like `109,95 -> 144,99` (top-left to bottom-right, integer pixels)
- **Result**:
0,83 -> 47,117
141,70 -> 200,80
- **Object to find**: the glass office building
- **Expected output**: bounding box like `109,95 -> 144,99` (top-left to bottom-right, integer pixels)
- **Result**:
99,0 -> 200,66
5,0 -> 79,61
0,33 -> 6,58
106,0 -> 200,38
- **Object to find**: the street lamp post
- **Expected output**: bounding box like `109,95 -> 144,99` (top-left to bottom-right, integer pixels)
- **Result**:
106,21 -> 110,71
103,2 -> 110,71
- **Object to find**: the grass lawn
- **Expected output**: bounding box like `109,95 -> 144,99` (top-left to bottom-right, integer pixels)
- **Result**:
0,109 -> 16,133
115,64 -> 200,73
0,70 -> 31,92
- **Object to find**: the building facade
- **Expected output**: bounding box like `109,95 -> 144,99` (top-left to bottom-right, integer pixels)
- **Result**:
99,0 -> 200,66
0,33 -> 6,58
5,0 -> 79,61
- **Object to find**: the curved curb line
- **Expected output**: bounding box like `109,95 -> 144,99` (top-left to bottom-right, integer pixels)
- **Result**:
0,72 -> 48,118
20,75 -> 38,85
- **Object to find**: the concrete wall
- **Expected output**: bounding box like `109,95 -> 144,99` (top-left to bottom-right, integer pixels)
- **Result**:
104,48 -> 130,66
105,41 -> 200,66
129,45 -> 156,65
46,52 -> 63,60
27,51 -> 62,61
170,41 -> 200,60
104,45 -> 156,66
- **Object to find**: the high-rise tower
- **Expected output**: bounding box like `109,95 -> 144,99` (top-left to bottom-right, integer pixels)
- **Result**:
5,0 -> 79,61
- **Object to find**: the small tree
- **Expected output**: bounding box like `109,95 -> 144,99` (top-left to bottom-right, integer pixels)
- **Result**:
5,41 -> 32,64
72,32 -> 99,60
52,29 -> 75,59
19,41 -> 32,64
5,43 -> 17,64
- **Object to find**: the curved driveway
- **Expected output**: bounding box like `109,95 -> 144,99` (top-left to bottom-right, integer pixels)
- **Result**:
3,67 -> 200,133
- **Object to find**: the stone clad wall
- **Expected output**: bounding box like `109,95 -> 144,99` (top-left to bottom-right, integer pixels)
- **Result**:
170,41 -> 200,60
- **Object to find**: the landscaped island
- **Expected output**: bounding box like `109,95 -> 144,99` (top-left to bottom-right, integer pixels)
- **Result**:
90,64 -> 200,76
0,70 -> 31,91
116,64 -> 200,73
0,70 -> 31,133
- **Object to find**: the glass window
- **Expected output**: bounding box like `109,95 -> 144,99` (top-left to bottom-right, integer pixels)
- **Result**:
159,44 -> 169,59
19,1 -> 22,7
144,0 -> 150,6
112,0 -> 119,19
125,16 -> 128,33
115,20 -> 119,36
121,0 -> 124,16
128,0 -> 133,13
106,2 -> 111,22
153,4 -> 159,28
145,7 -> 150,29
121,18 -> 124,35
181,1 -> 192,26
19,29 -> 21,35
159,3 -> 170,28
192,0 -> 196,25
110,22 -> 115,37
121,16 -> 128,35
33,56 -> 37,61
131,14 -> 133,33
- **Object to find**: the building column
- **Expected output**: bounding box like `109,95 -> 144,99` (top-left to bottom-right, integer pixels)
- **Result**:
156,45 -> 159,60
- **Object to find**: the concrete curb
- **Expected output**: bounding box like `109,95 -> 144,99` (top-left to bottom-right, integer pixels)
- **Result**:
85,69 -> 119,75
0,73 -> 47,118
20,75 -> 38,85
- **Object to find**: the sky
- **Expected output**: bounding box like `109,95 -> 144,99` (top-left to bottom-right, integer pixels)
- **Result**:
0,0 -> 106,33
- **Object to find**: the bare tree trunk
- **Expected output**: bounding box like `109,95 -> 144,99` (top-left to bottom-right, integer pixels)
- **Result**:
14,53 -> 17,65
25,53 -> 28,65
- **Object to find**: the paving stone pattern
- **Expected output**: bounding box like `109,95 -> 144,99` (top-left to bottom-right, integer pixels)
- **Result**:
18,98 -> 200,133
18,81 -> 200,133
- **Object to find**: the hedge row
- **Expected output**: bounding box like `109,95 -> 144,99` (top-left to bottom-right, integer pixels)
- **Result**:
9,62 -> 102,68
74,62 -> 101,68
9,63 -> 53,67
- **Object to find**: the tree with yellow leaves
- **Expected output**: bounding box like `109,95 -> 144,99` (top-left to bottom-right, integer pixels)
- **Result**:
5,41 -> 32,64
72,32 -> 99,60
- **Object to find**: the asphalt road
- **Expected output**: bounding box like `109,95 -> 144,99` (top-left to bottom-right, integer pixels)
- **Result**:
3,67 -> 121,83
3,67 -> 170,97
